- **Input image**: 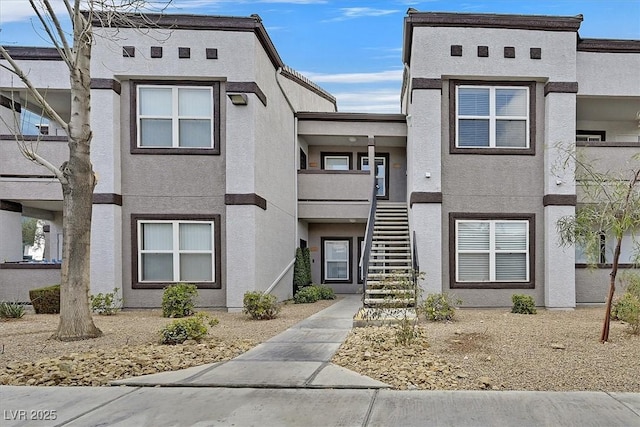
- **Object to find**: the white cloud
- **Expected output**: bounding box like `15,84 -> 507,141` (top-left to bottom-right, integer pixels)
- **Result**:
332,89 -> 401,114
0,0 -> 67,24
300,69 -> 403,84
325,7 -> 399,22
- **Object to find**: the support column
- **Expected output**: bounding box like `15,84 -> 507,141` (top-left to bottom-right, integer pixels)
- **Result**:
225,205 -> 257,311
543,84 -> 578,308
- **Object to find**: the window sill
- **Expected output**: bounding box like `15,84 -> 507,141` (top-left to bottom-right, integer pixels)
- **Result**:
449,147 -> 535,155
131,147 -> 220,155
132,281 -> 221,289
450,281 -> 534,289
575,263 -> 637,269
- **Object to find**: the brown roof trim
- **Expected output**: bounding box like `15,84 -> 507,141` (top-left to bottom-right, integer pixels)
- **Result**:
225,193 -> 267,210
227,82 -> 267,106
0,134 -> 67,142
0,263 -> 61,270
409,192 -> 443,207
0,200 -> 22,212
0,46 -> 62,61
0,95 -> 21,113
89,13 -> 285,70
544,81 -> 578,96
403,12 -> 583,64
90,78 -> 122,95
296,112 -> 407,123
543,194 -> 577,206
280,66 -> 337,108
93,193 -> 123,206
411,78 -> 442,90
577,141 -> 640,148
578,38 -> 640,53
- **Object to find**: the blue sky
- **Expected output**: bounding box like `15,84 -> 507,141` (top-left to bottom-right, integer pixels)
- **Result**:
1,1 -> 639,113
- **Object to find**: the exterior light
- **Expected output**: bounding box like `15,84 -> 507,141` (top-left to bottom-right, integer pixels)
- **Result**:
227,93 -> 248,105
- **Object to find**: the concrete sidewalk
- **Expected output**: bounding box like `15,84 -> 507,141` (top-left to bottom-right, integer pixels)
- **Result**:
1,295 -> 639,426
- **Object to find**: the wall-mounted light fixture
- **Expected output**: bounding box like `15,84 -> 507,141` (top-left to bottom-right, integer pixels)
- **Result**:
227,93 -> 248,105
348,137 -> 357,143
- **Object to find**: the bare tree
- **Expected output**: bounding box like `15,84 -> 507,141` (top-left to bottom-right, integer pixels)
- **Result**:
556,149 -> 640,343
0,1 -> 169,340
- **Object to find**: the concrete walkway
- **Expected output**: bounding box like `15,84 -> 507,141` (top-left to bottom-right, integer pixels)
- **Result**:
1,295 -> 639,426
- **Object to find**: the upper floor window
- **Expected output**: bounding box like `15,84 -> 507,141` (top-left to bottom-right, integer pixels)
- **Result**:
321,152 -> 352,170
131,81 -> 220,155
450,81 -> 535,155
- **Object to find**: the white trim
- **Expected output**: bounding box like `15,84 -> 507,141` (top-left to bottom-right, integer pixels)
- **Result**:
323,155 -> 350,170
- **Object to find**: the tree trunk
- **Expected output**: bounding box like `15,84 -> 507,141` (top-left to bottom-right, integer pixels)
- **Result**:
54,14 -> 101,341
600,235 -> 622,343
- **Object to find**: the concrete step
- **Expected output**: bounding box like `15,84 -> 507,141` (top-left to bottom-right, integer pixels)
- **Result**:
368,258 -> 412,264
373,230 -> 409,236
364,297 -> 415,307
366,288 -> 415,295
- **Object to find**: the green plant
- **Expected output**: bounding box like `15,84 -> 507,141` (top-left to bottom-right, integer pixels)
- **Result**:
302,247 -> 312,286
29,284 -> 60,314
159,312 -> 219,345
0,301 -> 26,319
90,288 -> 122,315
294,286 -> 321,303
162,283 -> 198,318
243,291 -> 281,320
422,293 -> 461,321
611,273 -> 640,334
511,294 -> 537,315
316,284 -> 336,300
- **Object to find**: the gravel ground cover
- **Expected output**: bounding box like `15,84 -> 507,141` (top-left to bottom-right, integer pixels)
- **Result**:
1,302 -> 638,391
333,307 -> 640,392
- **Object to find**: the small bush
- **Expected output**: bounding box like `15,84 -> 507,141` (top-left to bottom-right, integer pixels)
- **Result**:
243,291 -> 280,320
90,288 -> 122,315
294,286 -> 321,304
614,293 -> 640,334
160,312 -> 219,345
511,294 -> 537,314
162,283 -> 198,318
422,293 -> 460,321
29,284 -> 60,314
316,285 -> 336,300
0,301 -> 26,319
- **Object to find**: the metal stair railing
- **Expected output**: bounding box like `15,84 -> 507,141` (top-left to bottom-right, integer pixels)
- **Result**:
411,230 -> 419,304
359,180 -> 378,298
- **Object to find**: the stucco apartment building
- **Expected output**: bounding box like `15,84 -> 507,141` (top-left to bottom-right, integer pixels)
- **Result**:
1,10 -> 638,310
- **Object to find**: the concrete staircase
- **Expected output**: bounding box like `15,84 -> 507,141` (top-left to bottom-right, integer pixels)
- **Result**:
363,202 -> 415,308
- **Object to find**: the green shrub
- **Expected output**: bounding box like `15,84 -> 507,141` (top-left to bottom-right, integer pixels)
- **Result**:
422,293 -> 460,321
614,293 -> 640,334
0,301 -> 26,319
159,312 -> 219,345
316,285 -> 336,300
243,291 -> 280,320
511,294 -> 537,314
90,288 -> 122,315
294,286 -> 321,303
29,284 -> 60,314
162,283 -> 198,318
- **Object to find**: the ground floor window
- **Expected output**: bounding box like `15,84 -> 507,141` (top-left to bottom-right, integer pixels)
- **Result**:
322,237 -> 352,283
132,214 -> 221,288
450,213 -> 534,289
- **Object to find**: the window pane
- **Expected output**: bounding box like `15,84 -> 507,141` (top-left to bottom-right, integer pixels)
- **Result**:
140,87 -> 172,116
326,261 -> 348,279
179,88 -> 211,117
180,254 -> 213,281
458,222 -> 490,250
496,89 -> 527,116
142,223 -> 173,250
458,88 -> 490,116
179,223 -> 212,250
179,119 -> 212,147
458,253 -> 490,281
140,119 -> 172,146
142,253 -> 173,281
325,157 -> 349,170
326,241 -> 348,260
376,178 -> 385,196
496,253 -> 527,281
496,120 -> 527,147
458,120 -> 489,147
495,222 -> 527,251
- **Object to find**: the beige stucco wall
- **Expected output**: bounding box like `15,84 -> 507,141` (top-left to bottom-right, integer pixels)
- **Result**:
577,52 -> 640,97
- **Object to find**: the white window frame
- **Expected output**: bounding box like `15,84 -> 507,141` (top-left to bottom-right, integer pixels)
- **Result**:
137,219 -> 215,283
455,85 -> 530,149
323,155 -> 350,170
576,134 -> 602,142
456,219 -> 530,282
137,85 -> 214,148
361,156 -> 386,197
324,239 -> 350,281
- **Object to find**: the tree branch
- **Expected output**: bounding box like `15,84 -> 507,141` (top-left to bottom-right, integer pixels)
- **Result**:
36,0 -> 75,69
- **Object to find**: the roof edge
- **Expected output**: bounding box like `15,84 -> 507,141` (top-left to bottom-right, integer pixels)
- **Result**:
280,66 -> 337,109
578,38 -> 640,53
296,112 -> 406,123
0,46 -> 62,61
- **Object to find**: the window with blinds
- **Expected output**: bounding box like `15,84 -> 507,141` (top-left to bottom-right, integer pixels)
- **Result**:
455,84 -> 530,149
456,219 -> 529,283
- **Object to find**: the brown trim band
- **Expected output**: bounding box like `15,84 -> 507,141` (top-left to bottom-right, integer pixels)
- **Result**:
131,213 -> 222,289
577,141 -> 639,148
0,135 -> 67,142
93,193 -> 123,206
575,263 -> 637,269
225,193 -> 267,210
544,82 -> 578,96
0,174 -> 57,179
0,46 -> 62,60
298,170 -> 369,175
0,263 -> 61,270
0,95 -> 21,113
0,200 -> 22,212
410,192 -> 443,206
412,78 -> 442,90
226,82 -> 267,106
90,78 -> 122,95
296,112 -> 407,123
298,199 -> 369,203
543,194 -> 577,206
578,38 -> 640,53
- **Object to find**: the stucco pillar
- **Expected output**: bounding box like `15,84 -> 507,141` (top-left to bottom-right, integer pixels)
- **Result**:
225,205 -> 257,311
90,205 -> 122,295
0,204 -> 23,262
367,136 -> 376,193
543,88 -> 577,308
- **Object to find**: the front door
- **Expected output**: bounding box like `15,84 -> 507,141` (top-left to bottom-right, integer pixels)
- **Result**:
361,156 -> 387,198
